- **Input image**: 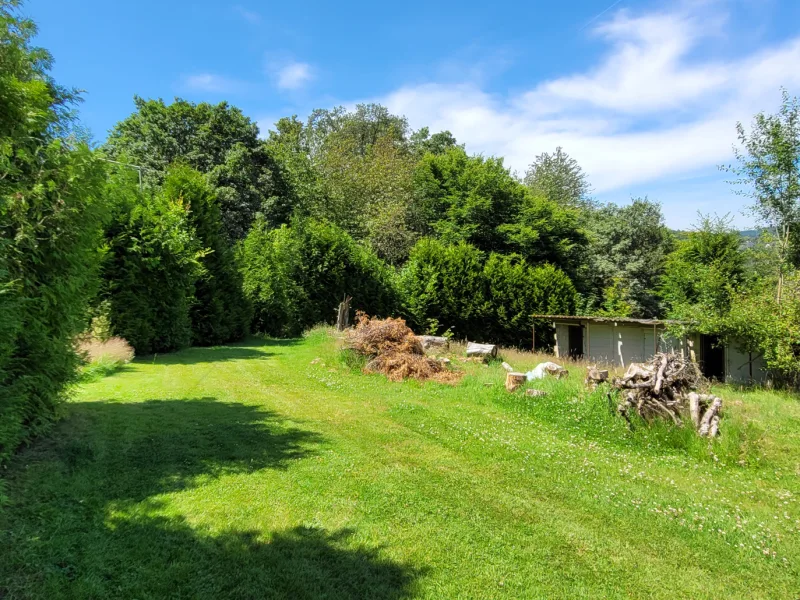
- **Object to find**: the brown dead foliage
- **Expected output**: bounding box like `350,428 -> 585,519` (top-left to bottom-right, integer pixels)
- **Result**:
345,312 -> 461,383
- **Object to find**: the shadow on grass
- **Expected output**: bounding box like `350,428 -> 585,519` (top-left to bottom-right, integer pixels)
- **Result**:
1,397 -> 422,598
137,336 -> 303,366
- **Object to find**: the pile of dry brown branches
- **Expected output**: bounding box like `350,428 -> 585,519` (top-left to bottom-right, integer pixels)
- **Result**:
345,312 -> 460,383
612,353 -> 722,437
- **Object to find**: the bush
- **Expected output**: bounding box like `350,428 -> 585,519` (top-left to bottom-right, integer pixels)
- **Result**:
400,238 -> 577,346
163,165 -> 251,346
241,218 -> 398,336
101,171 -> 202,354
399,239 -> 488,340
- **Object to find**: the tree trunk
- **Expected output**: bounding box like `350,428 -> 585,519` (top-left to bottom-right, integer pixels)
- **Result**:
336,295 -> 352,331
466,342 -> 497,358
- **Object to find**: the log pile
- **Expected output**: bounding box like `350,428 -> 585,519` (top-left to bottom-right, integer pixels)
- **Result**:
612,353 -> 722,437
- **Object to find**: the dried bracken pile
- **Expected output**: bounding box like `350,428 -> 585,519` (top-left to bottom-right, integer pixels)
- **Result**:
612,353 -> 722,437
345,312 -> 460,383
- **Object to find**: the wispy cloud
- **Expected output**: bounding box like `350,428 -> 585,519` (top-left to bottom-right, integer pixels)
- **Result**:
234,5 -> 261,24
266,58 -> 314,91
377,2 -> 800,203
181,73 -> 245,93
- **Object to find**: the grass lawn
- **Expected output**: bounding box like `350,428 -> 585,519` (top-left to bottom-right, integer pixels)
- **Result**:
2,329 -> 799,599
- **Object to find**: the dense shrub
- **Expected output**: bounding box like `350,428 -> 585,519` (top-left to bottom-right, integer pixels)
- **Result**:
163,166 -> 251,345
400,239 -> 577,345
101,172 -> 203,354
483,255 -> 577,346
399,239 -> 488,340
0,3 -> 109,464
241,218 -> 398,336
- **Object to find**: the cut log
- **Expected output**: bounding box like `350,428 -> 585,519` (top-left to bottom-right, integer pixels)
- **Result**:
688,392 -> 701,429
466,342 -> 497,359
501,361 -> 514,372
526,389 -> 547,397
653,354 -> 669,396
698,397 -> 722,436
585,367 -> 609,387
505,372 -> 526,392
419,335 -> 449,352
709,415 -> 720,437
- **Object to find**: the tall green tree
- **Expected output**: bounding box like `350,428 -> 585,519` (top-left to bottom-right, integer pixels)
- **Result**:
101,170 -> 203,354
105,97 -> 283,240
413,147 -> 526,253
661,214 -> 745,320
0,0 -> 108,463
725,89 -> 800,304
163,166 -> 250,345
524,147 -> 592,208
585,198 -> 673,318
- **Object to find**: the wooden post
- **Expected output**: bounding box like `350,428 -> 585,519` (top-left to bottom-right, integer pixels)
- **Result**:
336,295 -> 352,331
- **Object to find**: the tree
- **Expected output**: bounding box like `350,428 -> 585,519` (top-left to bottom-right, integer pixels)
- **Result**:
413,147 -> 527,253
105,97 -> 282,240
499,192 -> 588,281
0,0 -> 108,463
661,214 -> 745,319
724,89 -> 800,304
524,147 -> 592,208
584,198 -> 673,318
409,127 -> 459,156
163,166 -> 250,345
101,170 -> 203,354
240,218 -> 399,336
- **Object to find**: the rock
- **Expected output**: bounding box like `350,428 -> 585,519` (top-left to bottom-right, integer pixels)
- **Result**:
525,389 -> 547,398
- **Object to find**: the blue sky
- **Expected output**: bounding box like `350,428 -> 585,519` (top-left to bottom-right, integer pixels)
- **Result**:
26,0 -> 800,229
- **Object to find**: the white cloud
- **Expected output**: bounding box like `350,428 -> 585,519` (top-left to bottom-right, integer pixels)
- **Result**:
267,59 -> 314,91
182,73 -> 243,93
376,3 -> 800,217
235,5 -> 261,24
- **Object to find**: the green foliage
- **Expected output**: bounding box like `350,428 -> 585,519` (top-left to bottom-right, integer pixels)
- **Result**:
523,146 -> 592,208
483,255 -> 577,346
413,147 -> 526,252
0,1 -> 108,464
164,166 -> 250,346
241,218 -> 398,336
100,171 -> 203,354
584,198 -> 673,317
400,239 -> 576,345
105,97 -> 281,240
500,192 -> 588,280
399,239 -> 488,340
662,214 -> 745,318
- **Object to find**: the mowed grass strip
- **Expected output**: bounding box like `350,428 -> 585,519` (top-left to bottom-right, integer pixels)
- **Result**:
2,329 -> 799,599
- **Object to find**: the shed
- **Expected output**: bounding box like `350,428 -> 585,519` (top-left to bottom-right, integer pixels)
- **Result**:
533,315 -> 766,384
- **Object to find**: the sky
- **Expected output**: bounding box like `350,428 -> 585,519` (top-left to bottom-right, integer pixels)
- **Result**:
25,0 -> 800,229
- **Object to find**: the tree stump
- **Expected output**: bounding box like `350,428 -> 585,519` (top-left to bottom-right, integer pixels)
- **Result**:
505,372 -> 526,392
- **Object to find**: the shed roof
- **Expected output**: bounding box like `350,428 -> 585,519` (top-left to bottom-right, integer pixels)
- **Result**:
531,314 -> 687,326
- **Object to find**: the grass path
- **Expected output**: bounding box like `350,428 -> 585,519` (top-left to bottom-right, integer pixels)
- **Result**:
2,331 -> 799,598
